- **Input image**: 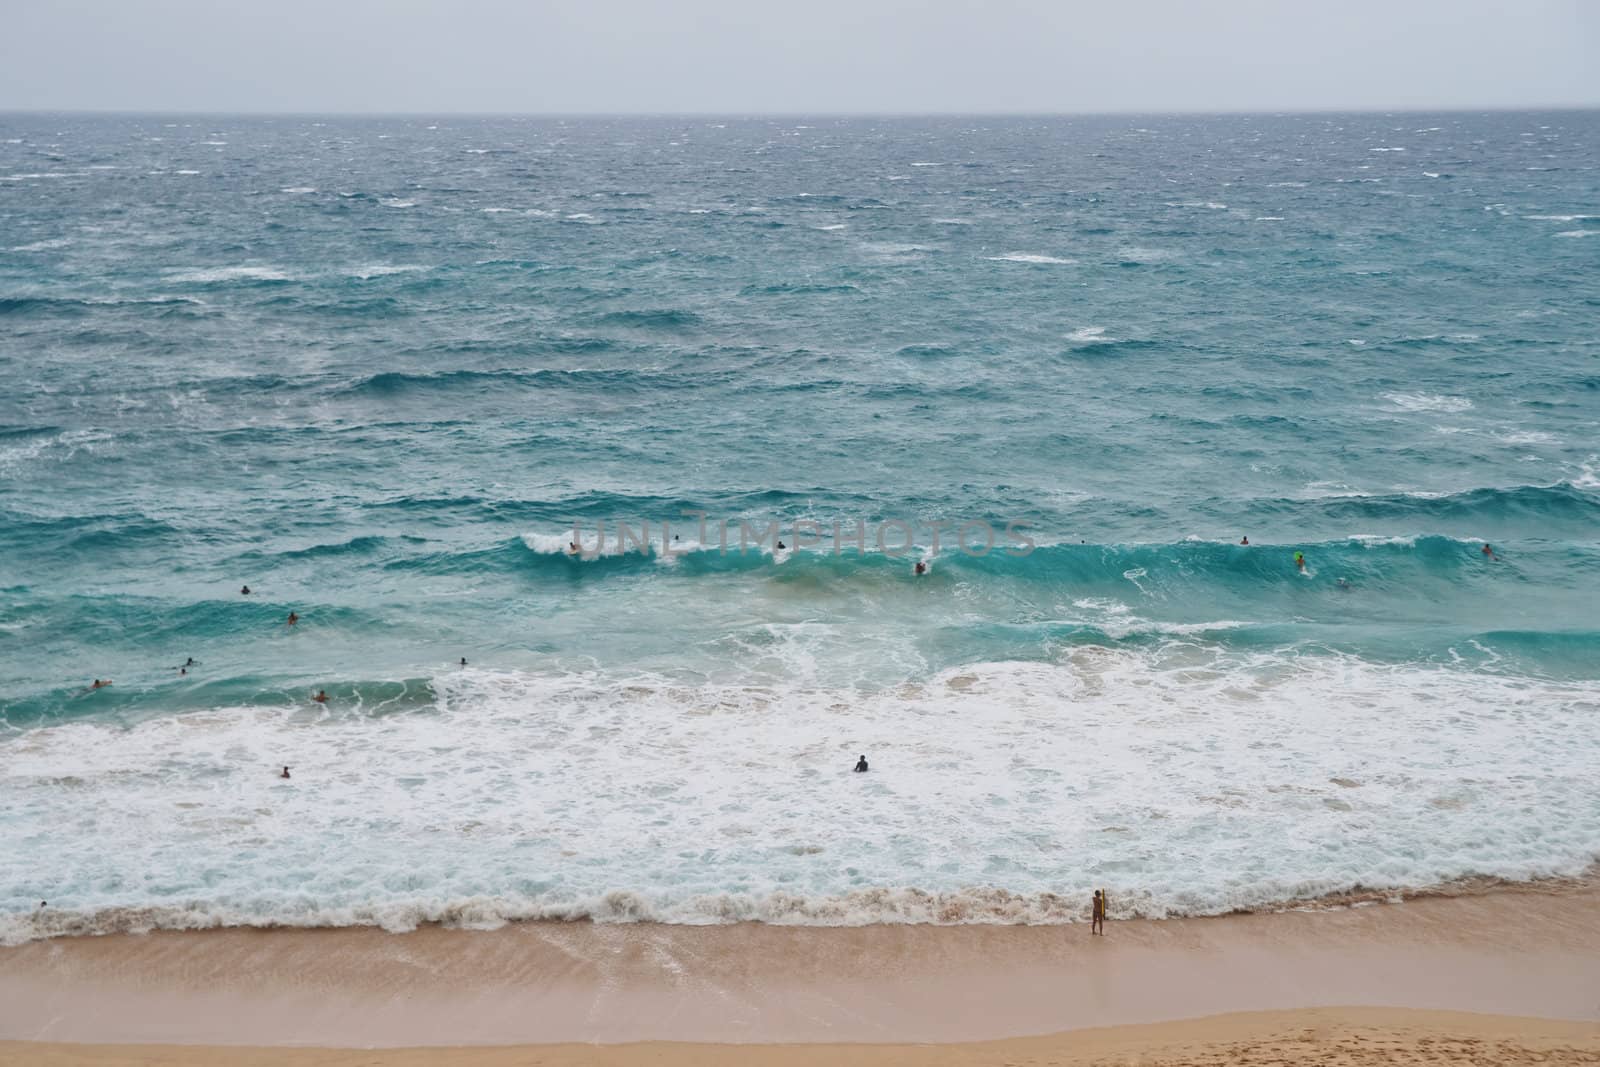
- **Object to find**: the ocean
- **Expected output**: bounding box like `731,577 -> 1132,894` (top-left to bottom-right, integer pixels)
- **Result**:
2,111 -> 1598,942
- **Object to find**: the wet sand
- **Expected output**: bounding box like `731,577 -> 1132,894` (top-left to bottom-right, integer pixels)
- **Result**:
0,883 -> 1596,1058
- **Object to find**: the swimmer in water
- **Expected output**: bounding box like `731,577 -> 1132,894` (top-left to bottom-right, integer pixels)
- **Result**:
459,657 -> 467,666
1482,543 -> 1497,561
568,542 -> 580,555
1240,536 -> 1249,545
240,585 -> 251,595
854,755 -> 869,772
179,667 -> 187,676
89,679 -> 112,690
776,541 -> 786,550
312,689 -> 328,703
279,766 -> 291,779
1294,551 -> 1306,572
286,611 -> 299,626
913,561 -> 927,576
1337,577 -> 1352,590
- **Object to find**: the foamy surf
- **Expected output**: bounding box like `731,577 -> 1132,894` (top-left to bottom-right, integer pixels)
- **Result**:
987,252 -> 1074,264
5,654 -> 1598,945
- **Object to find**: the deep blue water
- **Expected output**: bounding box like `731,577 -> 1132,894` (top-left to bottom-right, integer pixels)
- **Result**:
1,113 -> 1598,938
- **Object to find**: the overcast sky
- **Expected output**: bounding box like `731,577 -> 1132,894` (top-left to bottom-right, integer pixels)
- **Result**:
4,0 -> 1597,114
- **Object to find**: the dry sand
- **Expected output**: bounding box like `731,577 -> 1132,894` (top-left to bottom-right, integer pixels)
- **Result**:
1,883 -> 1596,1063
4,1009 -> 1600,1066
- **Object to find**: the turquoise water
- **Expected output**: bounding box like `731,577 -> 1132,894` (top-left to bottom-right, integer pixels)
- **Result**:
2,112 -> 1598,939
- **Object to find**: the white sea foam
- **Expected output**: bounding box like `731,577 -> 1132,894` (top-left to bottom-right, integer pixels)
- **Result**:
1117,246 -> 1176,263
1554,229 -> 1597,238
1382,392 -> 1473,413
1524,214 -> 1597,221
0,428 -> 117,474
1066,326 -> 1107,342
1495,430 -> 1559,446
4,651 -> 1597,944
862,243 -> 936,256
169,266 -> 290,284
280,186 -> 316,194
175,170 -> 200,176
347,264 -> 427,280
987,253 -> 1074,265
520,531 -> 646,558
8,238 -> 71,252
1346,534 -> 1419,547
380,197 -> 416,208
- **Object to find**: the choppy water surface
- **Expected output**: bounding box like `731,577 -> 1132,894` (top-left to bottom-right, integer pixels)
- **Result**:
2,112 -> 1598,940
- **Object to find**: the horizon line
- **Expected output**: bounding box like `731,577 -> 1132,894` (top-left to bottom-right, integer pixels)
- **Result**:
2,103 -> 1599,120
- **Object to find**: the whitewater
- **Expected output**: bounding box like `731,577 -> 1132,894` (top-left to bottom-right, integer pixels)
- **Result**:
2,112 -> 1598,944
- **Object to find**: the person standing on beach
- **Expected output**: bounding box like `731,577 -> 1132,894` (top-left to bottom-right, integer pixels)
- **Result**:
1091,889 -> 1105,935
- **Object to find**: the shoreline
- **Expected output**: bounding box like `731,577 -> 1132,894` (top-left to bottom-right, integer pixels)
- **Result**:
1,883 -> 1596,1050
10,866 -> 1596,947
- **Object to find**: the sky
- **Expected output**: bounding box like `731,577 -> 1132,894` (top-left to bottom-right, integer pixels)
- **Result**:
3,0 -> 1597,114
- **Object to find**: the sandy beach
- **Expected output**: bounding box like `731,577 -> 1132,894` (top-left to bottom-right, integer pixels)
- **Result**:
2,882 -> 1597,1063
3,1009 -> 1599,1066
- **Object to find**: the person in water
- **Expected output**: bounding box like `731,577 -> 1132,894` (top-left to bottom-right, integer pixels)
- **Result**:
853,755 -> 869,773
179,667 -> 187,676
1482,543 -> 1497,561
459,657 -> 468,666
1294,551 -> 1306,572
240,585 -> 251,595
279,766 -> 291,779
776,541 -> 786,550
312,689 -> 328,703
1240,536 -> 1249,545
1091,889 -> 1106,936
913,561 -> 927,576
568,542 -> 580,555
1337,577 -> 1352,590
89,679 -> 112,690
286,611 -> 299,626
